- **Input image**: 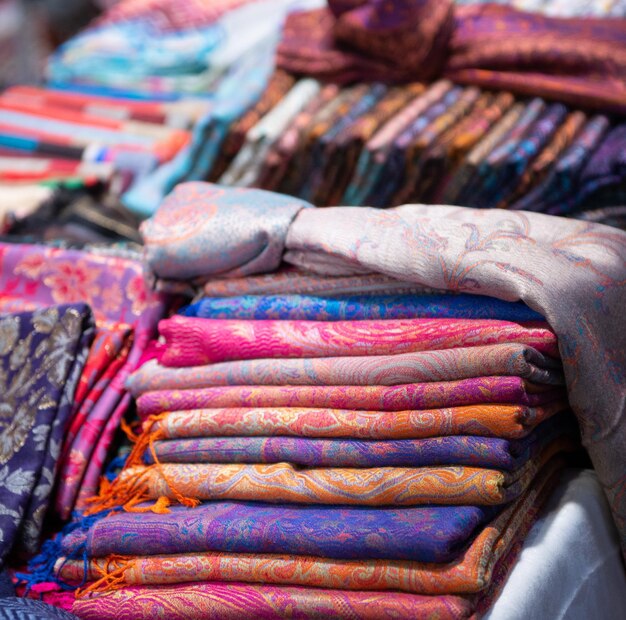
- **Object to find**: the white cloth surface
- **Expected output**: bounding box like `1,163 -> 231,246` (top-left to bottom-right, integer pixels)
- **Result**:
484,468 -> 626,620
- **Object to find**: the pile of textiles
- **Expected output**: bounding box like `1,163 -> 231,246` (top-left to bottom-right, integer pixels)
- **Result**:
0,83 -> 195,193
0,1 -> 324,219
0,241 -> 166,527
45,288 -> 582,619
204,75 -> 626,223
139,182 -> 626,566
25,180 -> 626,619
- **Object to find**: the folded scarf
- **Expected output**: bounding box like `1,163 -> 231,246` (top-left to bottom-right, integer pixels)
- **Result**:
145,413 -> 573,469
201,269 -> 444,298
137,378 -> 564,420
72,581 -> 473,620
182,293 -> 543,321
157,317 -> 559,367
61,501 -> 499,563
129,343 -> 563,394
90,436 -> 572,511
0,304 -> 94,563
146,401 -> 567,440
276,1 -> 626,114
60,456 -> 562,596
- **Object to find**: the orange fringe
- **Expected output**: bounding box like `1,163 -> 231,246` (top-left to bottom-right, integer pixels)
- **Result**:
84,414 -> 199,516
75,555 -> 135,598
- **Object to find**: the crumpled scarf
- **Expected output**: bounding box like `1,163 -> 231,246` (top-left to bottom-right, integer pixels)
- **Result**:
276,0 -> 626,114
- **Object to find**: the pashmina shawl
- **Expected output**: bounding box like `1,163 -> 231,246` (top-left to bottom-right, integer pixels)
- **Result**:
0,304 -> 93,564
129,343 -> 563,393
137,378 -> 565,419
93,435 -> 573,509
182,293 -> 543,321
73,582 -> 474,620
61,501 -> 498,563
145,401 -> 567,441
156,317 -> 559,366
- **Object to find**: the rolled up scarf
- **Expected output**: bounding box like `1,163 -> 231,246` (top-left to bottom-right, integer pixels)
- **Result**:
72,582 -> 473,620
182,293 -> 543,321
146,401 -> 567,440
61,501 -> 499,563
276,0 -> 626,114
0,304 -> 94,562
60,456 -> 562,596
156,317 -> 559,366
90,435 -> 573,510
137,378 -> 564,419
129,343 -> 563,395
146,413 -> 574,468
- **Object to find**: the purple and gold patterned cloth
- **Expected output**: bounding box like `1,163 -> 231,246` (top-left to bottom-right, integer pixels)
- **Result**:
0,304 -> 93,565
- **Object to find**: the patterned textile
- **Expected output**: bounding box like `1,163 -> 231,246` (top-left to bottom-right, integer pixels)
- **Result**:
182,293 -> 543,321
146,414 -> 572,468
137,379 -> 564,419
96,435 -> 571,508
129,343 -> 563,394
156,317 -> 559,366
277,0 -> 626,113
256,83 -> 339,192
61,458 -> 561,595
60,501 -> 499,563
0,305 -> 93,564
146,402 -> 567,440
73,582 -> 473,620
95,0 -> 250,32
0,242 -> 166,518
201,269 -> 446,297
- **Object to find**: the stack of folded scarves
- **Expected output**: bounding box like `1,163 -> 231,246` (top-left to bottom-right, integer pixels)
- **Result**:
0,242 -> 166,521
53,281 -> 581,619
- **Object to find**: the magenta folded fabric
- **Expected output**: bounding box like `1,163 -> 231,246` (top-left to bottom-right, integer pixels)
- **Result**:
156,316 -> 558,367
137,377 -> 564,419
